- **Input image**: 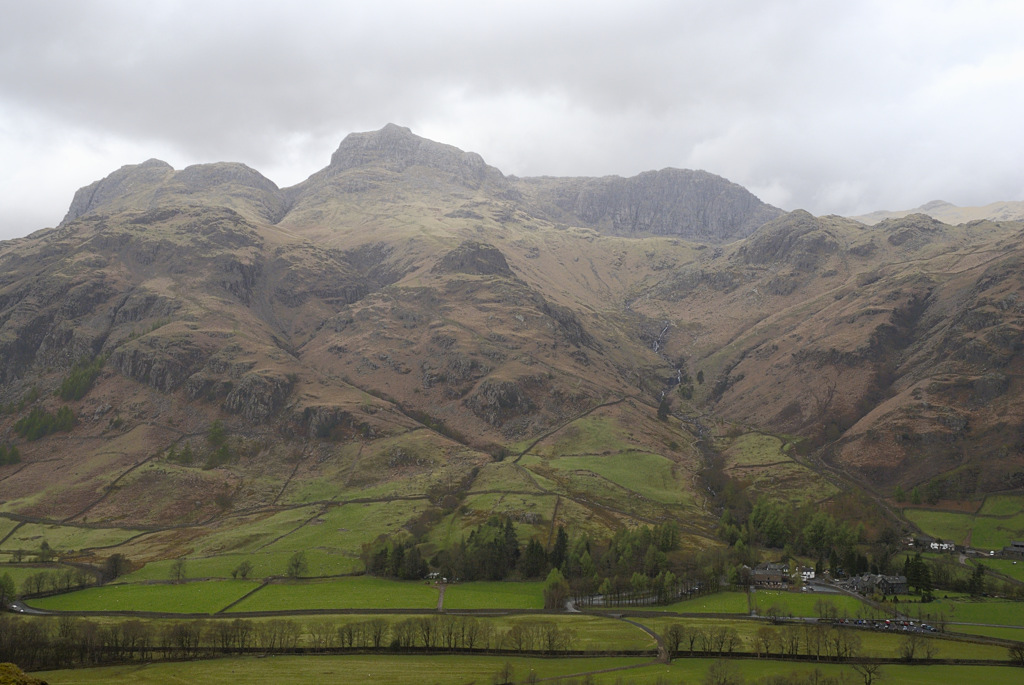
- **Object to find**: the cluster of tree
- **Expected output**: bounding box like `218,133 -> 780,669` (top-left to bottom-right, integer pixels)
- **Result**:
0,614 -> 577,671
367,517 -> 715,610
203,420 -> 233,469
20,568 -> 95,597
165,442 -> 196,466
13,406 -> 75,441
363,539 -> 429,580
163,421 -> 241,470
0,443 -> 20,466
429,517 -> 520,581
57,355 -> 105,401
903,553 -> 934,601
719,498 -> 860,561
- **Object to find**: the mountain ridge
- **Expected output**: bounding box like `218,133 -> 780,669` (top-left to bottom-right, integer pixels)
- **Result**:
58,124 -> 783,246
2,125 -> 1023,569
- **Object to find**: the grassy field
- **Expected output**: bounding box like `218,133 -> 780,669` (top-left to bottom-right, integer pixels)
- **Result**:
750,590 -> 872,618
441,581 -> 544,610
119,501 -> 432,582
723,432 -> 791,466
0,521 -> 146,553
28,579 -> 259,613
227,576 -> 440,612
978,558 -> 1024,582
952,623 -> 1024,641
543,451 -> 693,505
34,655 -> 657,685
719,433 -> 839,504
979,495 -> 1024,517
535,414 -> 635,457
0,516 -> 19,541
926,598 -> 1024,626
904,494 -> 1024,549
656,591 -> 750,614
971,513 -> 1024,550
35,655 -> 1024,685
904,508 -> 975,545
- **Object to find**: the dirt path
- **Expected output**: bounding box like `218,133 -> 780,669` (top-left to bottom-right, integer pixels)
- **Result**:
613,615 -> 669,663
436,583 -> 446,611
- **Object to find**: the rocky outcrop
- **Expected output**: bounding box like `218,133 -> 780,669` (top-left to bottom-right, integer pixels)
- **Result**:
521,168 -> 782,243
433,241 -> 514,277
222,371 -> 295,421
109,337 -> 207,392
465,378 -> 536,428
739,210 -> 840,270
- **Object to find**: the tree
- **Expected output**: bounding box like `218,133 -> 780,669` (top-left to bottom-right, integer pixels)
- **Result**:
899,632 -> 924,661
0,572 -> 15,606
665,624 -> 686,656
703,659 -> 743,685
543,568 -> 570,610
968,563 -> 986,596
657,396 -> 671,421
494,661 -> 515,685
286,551 -> 308,578
550,526 -> 569,570
1009,642 -> 1024,666
106,553 -> 129,580
851,662 -> 884,684
207,419 -> 227,448
231,560 -> 254,579
170,558 -> 187,583
519,539 -> 548,578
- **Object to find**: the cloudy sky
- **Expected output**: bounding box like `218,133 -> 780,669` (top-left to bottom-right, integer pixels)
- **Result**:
1,0 -> 1022,240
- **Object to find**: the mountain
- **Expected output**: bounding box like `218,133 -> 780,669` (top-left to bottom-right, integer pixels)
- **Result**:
1,125 -> 1022,570
854,199 -> 1024,226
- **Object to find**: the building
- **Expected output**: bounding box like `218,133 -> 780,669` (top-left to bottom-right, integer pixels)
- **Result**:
751,562 -> 790,588
929,541 -> 955,552
849,573 -> 907,596
1003,541 -> 1024,558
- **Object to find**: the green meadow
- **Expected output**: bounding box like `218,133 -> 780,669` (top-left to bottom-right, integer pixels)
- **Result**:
904,494 -> 1024,549
656,591 -> 750,614
227,576 -> 440,612
0,521 -> 146,553
29,579 -> 259,613
750,590 -> 872,618
35,655 -> 1024,685
441,581 -> 544,610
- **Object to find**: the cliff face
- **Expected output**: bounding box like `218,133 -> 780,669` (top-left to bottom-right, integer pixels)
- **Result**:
516,168 -> 783,243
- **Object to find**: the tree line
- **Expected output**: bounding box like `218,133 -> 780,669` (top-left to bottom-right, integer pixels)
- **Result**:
0,614 -> 577,671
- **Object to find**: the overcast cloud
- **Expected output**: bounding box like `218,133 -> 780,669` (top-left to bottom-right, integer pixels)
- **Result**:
1,0 -> 1022,239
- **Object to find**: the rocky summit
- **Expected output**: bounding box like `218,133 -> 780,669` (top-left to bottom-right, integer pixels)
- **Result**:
1,125 -> 1023,565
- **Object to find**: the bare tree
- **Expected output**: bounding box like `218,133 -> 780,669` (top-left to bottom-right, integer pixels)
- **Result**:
170,558 -> 187,583
851,662 -> 884,684
899,632 -> 923,661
